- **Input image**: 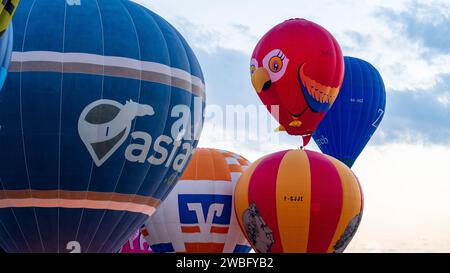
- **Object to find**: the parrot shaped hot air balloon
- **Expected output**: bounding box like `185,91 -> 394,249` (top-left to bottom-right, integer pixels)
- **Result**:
313,57 -> 386,167
250,19 -> 344,146
143,148 -> 252,253
0,0 -> 205,253
235,150 -> 363,253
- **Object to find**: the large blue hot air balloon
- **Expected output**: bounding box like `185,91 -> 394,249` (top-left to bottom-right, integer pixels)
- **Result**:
313,56 -> 386,168
0,25 -> 13,91
0,0 -> 205,253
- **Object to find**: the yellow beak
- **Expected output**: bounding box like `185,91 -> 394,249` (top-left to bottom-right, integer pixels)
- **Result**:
251,67 -> 271,93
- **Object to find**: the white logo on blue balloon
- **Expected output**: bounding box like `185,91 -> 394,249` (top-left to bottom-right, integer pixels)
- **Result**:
78,99 -> 154,167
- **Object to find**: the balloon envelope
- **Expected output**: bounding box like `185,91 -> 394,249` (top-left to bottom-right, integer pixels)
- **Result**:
235,150 -> 363,253
313,56 -> 386,167
0,0 -> 19,34
0,0 -> 205,253
0,25 -> 13,91
143,148 -> 252,253
250,19 -> 344,145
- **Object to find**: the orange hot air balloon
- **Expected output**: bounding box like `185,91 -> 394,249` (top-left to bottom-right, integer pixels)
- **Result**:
234,150 -> 363,253
142,148 -> 252,253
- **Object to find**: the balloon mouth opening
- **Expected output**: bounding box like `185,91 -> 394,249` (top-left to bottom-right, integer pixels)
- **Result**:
340,158 -> 356,168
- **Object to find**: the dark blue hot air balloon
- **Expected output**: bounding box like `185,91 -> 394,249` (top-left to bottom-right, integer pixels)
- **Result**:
0,25 -> 13,91
313,56 -> 386,168
0,0 -> 205,253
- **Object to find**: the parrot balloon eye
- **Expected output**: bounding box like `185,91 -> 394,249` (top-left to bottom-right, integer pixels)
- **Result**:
269,56 -> 283,72
262,49 -> 289,82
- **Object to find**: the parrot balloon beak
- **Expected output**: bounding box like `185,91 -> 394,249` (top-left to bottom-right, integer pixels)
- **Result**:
251,67 -> 271,93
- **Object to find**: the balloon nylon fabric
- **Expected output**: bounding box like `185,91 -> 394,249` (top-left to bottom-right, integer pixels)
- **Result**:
143,148 -> 252,253
0,0 -> 19,34
119,228 -> 153,253
234,149 -> 363,253
0,0 -> 204,253
313,57 -> 386,168
0,24 -> 13,91
250,19 -> 344,146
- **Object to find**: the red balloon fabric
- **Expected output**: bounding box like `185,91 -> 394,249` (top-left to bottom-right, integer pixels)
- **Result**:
250,19 -> 344,145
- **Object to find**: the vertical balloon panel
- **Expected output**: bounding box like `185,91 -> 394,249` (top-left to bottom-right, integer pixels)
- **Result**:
0,25 -> 13,91
0,0 -> 20,35
0,0 -> 205,253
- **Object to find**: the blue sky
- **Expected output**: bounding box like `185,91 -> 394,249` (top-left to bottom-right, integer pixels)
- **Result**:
135,0 -> 450,252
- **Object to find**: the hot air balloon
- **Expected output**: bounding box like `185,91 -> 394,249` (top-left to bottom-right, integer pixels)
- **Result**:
235,150 -> 363,253
119,228 -> 153,254
0,24 -> 12,91
143,148 -> 252,253
250,19 -> 344,146
0,0 -> 18,91
313,57 -> 386,167
0,0 -> 19,34
0,0 -> 205,253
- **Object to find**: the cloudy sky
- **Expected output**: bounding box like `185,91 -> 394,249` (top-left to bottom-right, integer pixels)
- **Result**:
134,0 -> 450,252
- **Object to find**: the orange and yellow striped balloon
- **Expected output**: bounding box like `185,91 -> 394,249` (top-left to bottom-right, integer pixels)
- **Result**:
234,149 -> 363,253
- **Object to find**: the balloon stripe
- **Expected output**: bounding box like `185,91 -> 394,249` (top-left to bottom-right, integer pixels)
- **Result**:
210,226 -> 229,234
0,189 -> 159,205
211,149 -> 232,181
180,226 -> 201,233
10,51 -> 206,99
324,156 -> 362,253
228,164 -> 244,173
0,199 -> 156,216
183,149 -> 214,180
305,151 -> 343,253
276,150 -> 311,252
248,150 -> 288,253
233,157 -> 263,246
184,243 -> 224,253
357,177 -> 364,211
